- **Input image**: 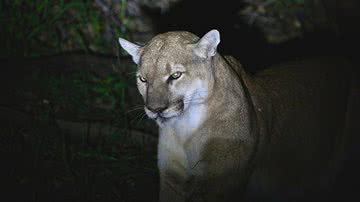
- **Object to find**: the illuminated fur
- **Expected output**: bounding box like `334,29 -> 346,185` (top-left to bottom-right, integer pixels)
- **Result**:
119,30 -> 355,202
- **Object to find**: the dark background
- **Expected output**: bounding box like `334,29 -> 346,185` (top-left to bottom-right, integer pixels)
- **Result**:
1,0 -> 359,201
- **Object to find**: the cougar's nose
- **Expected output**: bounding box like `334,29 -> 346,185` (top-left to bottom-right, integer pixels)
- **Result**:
146,103 -> 168,114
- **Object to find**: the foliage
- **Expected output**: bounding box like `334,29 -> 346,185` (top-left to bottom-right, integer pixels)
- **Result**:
31,69 -> 128,119
3,67 -> 158,201
92,73 -> 127,110
0,0 -> 132,57
271,0 -> 304,8
268,0 -> 304,14
241,0 -> 305,43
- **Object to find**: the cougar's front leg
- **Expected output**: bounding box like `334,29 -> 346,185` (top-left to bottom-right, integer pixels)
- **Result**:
185,138 -> 254,202
159,169 -> 186,202
158,135 -> 188,202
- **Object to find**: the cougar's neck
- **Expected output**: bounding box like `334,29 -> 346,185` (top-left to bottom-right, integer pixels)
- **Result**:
207,54 -> 248,115
207,54 -> 260,143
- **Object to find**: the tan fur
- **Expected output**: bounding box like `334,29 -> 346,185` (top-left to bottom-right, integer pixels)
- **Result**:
119,31 -> 356,202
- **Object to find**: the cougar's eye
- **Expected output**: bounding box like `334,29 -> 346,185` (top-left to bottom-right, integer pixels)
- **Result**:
169,72 -> 182,80
138,76 -> 147,83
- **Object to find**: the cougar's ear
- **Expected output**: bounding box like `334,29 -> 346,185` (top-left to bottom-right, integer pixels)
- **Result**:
194,29 -> 220,59
118,38 -> 142,64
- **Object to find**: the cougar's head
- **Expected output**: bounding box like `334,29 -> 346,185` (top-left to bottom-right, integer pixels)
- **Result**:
119,30 -> 220,124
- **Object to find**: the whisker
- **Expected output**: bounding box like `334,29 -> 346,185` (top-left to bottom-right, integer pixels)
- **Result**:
182,96 -> 206,102
135,113 -> 148,126
182,90 -> 208,104
126,71 -> 138,76
130,112 -> 146,124
183,99 -> 206,105
126,106 -> 144,114
127,104 -> 146,109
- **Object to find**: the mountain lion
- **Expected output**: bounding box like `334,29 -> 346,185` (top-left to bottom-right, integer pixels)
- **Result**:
119,30 -> 356,201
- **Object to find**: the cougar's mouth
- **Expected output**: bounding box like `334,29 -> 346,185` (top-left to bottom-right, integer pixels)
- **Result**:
145,99 -> 184,123
160,100 -> 184,119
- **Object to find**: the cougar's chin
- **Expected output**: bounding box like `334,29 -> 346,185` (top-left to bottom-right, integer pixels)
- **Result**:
144,107 -> 158,120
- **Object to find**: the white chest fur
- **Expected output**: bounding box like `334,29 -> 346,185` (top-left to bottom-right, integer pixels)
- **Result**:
157,104 -> 207,173
167,103 -> 207,142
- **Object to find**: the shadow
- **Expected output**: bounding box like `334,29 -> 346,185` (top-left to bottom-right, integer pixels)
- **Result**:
142,0 -> 356,73
143,0 -> 268,72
